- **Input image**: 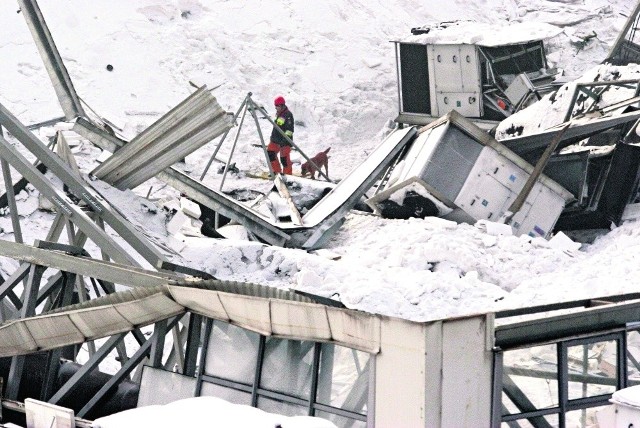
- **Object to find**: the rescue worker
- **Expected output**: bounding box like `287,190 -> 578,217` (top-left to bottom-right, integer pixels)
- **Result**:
267,96 -> 294,174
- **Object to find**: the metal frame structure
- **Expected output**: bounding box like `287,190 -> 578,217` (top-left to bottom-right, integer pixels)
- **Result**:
605,1 -> 640,66
492,294 -> 640,427
189,318 -> 369,425
199,92 -> 331,183
17,0 -> 86,120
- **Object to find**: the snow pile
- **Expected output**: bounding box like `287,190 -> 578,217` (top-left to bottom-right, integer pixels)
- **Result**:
0,0 -> 636,322
92,396 -> 337,428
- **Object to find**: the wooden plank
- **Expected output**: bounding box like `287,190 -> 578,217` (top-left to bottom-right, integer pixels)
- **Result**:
273,174 -> 303,226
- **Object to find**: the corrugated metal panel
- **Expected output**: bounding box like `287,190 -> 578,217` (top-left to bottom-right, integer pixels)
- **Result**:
218,294 -> 272,336
327,308 -> 381,353
69,307 -> 133,338
270,300 -> 332,341
92,87 -> 232,190
113,293 -> 184,326
175,279 -> 314,303
0,283 -> 383,357
23,315 -> 84,351
46,286 -> 168,314
0,322 -> 38,356
167,287 -> 230,321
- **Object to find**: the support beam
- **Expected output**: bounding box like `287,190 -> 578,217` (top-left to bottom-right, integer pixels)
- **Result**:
0,264 -> 30,302
0,125 -> 23,243
0,132 -> 137,265
49,333 -> 126,405
77,316 -> 181,418
6,265 -> 46,400
0,103 -> 166,266
149,319 -> 168,368
183,313 -> 202,376
17,0 -> 85,120
0,240 -> 180,288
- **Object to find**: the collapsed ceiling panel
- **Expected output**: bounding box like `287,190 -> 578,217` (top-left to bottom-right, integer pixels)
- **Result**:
91,86 -> 232,190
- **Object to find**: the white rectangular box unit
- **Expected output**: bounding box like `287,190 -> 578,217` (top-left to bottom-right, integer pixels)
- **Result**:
393,112 -> 574,237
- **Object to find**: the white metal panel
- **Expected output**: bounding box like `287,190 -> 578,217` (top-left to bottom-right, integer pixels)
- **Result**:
23,316 -> 84,351
326,308 -> 380,353
68,306 -> 133,339
114,293 -> 185,326
137,366 -> 196,407
430,45 -> 464,93
423,321 -> 444,428
399,123 -> 449,181
441,316 -> 493,427
459,44 -> 481,91
270,300 -> 332,341
456,173 -> 514,222
374,317 -> 426,426
0,321 -> 38,357
511,182 -> 567,238
218,293 -> 272,336
429,44 -> 481,116
435,92 -> 481,117
472,147 -> 529,193
168,286 -> 230,321
454,146 -> 569,236
25,398 -> 75,428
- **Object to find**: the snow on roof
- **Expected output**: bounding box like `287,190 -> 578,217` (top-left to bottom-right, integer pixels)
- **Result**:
395,20 -> 563,46
496,63 -> 640,140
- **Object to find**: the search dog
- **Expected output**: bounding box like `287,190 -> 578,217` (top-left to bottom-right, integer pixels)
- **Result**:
301,147 -> 330,179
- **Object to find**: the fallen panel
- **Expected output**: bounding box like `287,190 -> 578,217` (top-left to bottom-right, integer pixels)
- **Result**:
496,110 -> 640,158
92,87 -> 232,190
297,126 -> 418,248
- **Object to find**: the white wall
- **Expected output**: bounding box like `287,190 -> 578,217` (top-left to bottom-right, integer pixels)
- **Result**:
374,314 -> 493,427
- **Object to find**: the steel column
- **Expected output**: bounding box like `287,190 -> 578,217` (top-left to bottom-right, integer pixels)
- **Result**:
5,265 -> 46,400
76,316 -> 181,418
49,333 -> 127,405
183,313 -> 202,376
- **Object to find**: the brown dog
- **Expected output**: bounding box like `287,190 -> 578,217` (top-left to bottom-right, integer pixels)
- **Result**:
301,147 -> 330,179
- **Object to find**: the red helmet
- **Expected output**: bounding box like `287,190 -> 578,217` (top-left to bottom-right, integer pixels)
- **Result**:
274,96 -> 286,106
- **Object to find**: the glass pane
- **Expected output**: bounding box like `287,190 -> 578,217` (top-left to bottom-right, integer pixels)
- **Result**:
315,410 -> 366,428
317,344 -> 369,415
205,321 -> 260,384
200,382 -> 251,406
257,396 -> 307,417
502,344 -> 558,414
501,414 -> 558,427
568,340 -> 617,400
260,337 -> 313,399
627,330 -> 640,384
565,405 -> 612,428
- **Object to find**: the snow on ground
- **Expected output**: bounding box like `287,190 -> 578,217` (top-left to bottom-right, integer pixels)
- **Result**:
0,0 -> 637,326
92,396 -> 338,428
